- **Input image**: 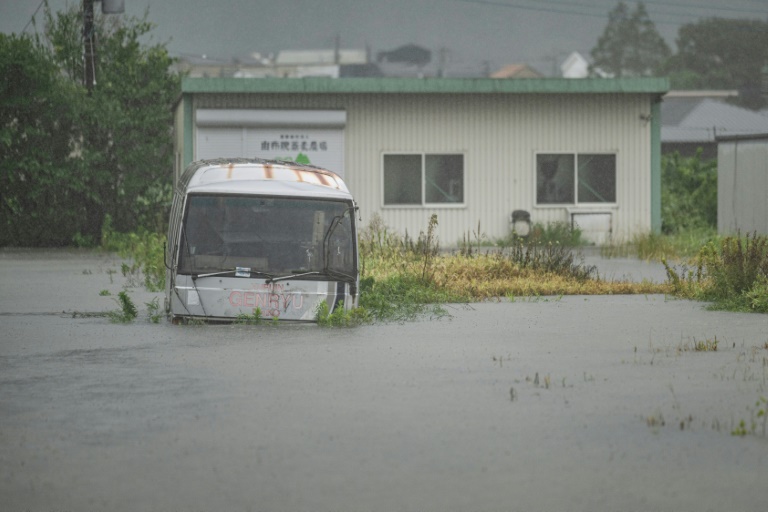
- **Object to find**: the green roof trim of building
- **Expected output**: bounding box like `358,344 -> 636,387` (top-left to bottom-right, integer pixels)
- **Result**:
181,76 -> 669,95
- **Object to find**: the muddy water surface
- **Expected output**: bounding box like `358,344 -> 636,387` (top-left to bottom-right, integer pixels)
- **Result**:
1,249 -> 767,512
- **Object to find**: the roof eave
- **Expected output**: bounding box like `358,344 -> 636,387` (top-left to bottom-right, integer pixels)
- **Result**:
181,76 -> 670,95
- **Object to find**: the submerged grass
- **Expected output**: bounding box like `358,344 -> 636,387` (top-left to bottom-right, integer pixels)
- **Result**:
358,214 -> 673,322
601,228 -> 720,261
110,214 -> 766,326
664,232 -> 768,313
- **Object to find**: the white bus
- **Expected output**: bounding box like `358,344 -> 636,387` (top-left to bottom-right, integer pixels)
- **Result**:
165,158 -> 359,322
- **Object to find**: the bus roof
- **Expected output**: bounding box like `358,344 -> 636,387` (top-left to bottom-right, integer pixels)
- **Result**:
178,158 -> 351,198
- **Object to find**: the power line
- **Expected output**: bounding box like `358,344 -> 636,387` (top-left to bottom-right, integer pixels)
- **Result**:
454,0 -> 768,28
21,0 -> 47,33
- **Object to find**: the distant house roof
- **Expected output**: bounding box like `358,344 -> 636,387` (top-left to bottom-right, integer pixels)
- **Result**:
560,52 -> 589,78
559,51 -> 610,78
661,97 -> 768,143
490,64 -> 543,79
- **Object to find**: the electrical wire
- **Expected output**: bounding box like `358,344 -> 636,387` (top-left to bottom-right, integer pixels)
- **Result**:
454,0 -> 768,28
21,0 -> 46,33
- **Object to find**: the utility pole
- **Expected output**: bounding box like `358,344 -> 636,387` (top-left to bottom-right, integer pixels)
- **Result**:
83,0 -> 95,94
82,0 -> 125,94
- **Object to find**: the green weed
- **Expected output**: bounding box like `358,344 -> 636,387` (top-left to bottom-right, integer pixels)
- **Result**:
663,232 -> 768,313
732,396 -> 768,438
315,301 -> 370,327
101,216 -> 166,292
108,291 -> 138,323
145,297 -> 162,323
235,308 -> 263,325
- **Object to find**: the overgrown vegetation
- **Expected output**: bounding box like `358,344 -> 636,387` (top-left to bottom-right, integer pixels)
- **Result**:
101,217 -> 166,292
602,151 -> 719,261
665,232 -> 768,313
108,291 -> 138,323
661,151 -> 717,235
235,308 -> 264,325
357,214 -> 669,322
601,228 -> 721,261
1,5 -> 179,247
315,301 -> 371,327
468,221 -> 586,252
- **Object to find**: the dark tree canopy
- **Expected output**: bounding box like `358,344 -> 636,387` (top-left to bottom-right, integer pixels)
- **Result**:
590,1 -> 670,77
662,18 -> 768,109
0,5 -> 180,247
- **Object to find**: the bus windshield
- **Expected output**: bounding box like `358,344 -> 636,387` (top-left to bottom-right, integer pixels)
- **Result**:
178,195 -> 355,279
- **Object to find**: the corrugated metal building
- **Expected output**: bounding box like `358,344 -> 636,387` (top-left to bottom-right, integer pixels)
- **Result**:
717,134 -> 768,235
174,77 -> 669,245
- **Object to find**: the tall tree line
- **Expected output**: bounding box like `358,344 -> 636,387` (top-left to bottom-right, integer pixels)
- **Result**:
591,1 -> 768,109
1,5 -> 180,247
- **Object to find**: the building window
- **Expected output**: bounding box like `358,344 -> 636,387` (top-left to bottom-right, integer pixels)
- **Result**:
383,153 -> 464,206
536,153 -> 616,205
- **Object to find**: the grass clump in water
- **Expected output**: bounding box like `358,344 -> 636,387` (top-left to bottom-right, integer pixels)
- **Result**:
665,232 -> 768,313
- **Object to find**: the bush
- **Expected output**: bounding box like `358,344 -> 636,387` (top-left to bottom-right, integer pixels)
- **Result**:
665,232 -> 768,313
101,217 -> 166,292
662,151 -> 717,234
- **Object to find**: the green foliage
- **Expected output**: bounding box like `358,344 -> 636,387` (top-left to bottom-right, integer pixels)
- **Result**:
493,222 -> 585,250
661,152 -> 717,234
590,1 -> 670,77
101,217 -> 166,291
235,308 -> 263,325
602,228 -> 719,261
315,301 -> 371,327
505,238 -> 597,281
732,396 -> 768,438
662,18 -> 768,109
0,33 -> 82,246
0,5 -> 179,248
358,214 -> 460,322
529,222 -> 585,247
358,275 -> 453,323
665,232 -> 768,313
108,290 -> 138,323
699,233 -> 768,311
145,297 -> 162,323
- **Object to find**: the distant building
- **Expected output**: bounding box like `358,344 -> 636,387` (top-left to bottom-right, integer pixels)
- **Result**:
661,91 -> 768,159
175,76 -> 669,245
174,49 -> 369,79
559,52 -> 610,79
717,133 -> 768,235
490,64 -> 543,79
560,52 -> 589,78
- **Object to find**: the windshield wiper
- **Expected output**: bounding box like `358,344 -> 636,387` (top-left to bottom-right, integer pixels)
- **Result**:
266,268 -> 356,284
322,268 -> 356,284
267,271 -> 320,283
192,268 -> 273,280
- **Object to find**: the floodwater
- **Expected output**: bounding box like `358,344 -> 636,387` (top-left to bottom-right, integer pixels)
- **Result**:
1,249 -> 767,512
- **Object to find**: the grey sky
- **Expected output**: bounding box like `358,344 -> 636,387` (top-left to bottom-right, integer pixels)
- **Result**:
2,0 -> 768,75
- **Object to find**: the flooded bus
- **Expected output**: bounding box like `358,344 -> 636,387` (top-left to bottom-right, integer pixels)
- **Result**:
165,158 -> 359,323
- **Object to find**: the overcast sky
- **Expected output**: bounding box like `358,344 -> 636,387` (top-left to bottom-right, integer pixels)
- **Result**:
2,0 -> 768,76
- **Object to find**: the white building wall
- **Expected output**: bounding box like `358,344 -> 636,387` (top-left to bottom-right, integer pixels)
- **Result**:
718,140 -> 768,235
191,92 -> 653,245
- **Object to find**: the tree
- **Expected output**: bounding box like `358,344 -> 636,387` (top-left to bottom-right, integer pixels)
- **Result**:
590,1 -> 670,77
0,33 -> 83,246
662,18 -> 768,110
44,5 -> 181,240
0,5 -> 180,247
661,151 -> 717,234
